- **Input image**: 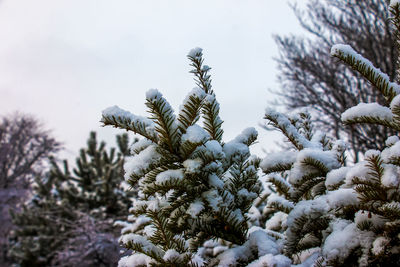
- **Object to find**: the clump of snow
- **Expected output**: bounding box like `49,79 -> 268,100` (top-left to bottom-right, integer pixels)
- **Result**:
163,249 -> 180,261
232,127 -> 258,144
155,169 -> 184,184
289,148 -> 340,185
120,234 -> 163,257
332,139 -> 347,152
101,105 -> 155,131
326,167 -> 350,189
298,148 -> 340,170
179,87 -> 206,118
385,135 -> 399,147
181,125 -> 209,144
143,225 -> 156,237
372,236 -> 390,255
322,219 -> 374,266
341,102 -> 393,122
267,195 -> 294,211
188,47 -> 203,58
118,254 -> 153,267
124,145 -> 162,181
365,149 -> 381,158
265,211 -> 288,231
130,139 -> 153,154
202,189 -> 223,212
260,151 -> 296,172
186,199 -> 204,217
381,164 -> 400,187
145,88 -> 163,100
326,189 -> 359,209
345,161 -> 371,185
390,94 -> 400,109
286,199 -> 328,233
223,142 -> 249,161
381,140 -> 400,160
190,253 -> 205,266
204,140 -> 224,158
216,228 -> 283,266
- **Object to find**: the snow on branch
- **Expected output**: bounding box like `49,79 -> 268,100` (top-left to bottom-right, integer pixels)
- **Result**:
101,105 -> 158,142
331,44 -> 400,103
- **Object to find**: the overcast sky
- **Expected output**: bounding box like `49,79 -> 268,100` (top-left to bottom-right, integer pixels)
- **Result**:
0,0 -> 305,160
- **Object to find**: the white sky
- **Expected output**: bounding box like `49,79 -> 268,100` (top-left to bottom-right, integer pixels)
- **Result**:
0,0 -> 304,160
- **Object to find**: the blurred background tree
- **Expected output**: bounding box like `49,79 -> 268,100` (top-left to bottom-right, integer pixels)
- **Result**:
8,131 -> 137,266
0,113 -> 60,266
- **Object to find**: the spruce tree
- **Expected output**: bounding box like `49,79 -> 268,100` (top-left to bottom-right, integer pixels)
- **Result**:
9,132 -> 134,266
102,48 -> 261,266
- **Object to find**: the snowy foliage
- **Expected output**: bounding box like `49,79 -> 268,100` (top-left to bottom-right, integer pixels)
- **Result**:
103,49 -> 261,266
247,3 -> 400,266
97,2 -> 400,266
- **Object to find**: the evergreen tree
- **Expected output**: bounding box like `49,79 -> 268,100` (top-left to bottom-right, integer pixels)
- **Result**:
102,48 -> 261,266
250,2 -> 400,266
49,131 -> 134,219
9,132 -> 134,266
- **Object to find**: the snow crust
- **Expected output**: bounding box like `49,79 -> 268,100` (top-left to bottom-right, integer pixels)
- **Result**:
341,102 -> 393,122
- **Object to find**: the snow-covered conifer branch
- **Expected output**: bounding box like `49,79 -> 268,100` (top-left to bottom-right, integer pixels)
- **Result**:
145,89 -> 180,153
101,106 -> 158,143
331,44 -> 400,103
187,49 -> 224,142
341,102 -> 400,130
188,47 -> 213,95
178,88 -> 206,134
264,109 -> 312,150
202,95 -> 224,142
